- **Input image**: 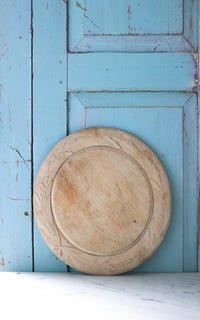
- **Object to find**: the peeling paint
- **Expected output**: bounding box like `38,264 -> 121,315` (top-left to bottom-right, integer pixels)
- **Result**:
26,139 -> 31,146
76,1 -> 99,29
189,16 -> 193,34
10,146 -> 29,169
84,13 -> 100,29
128,5 -> 133,33
15,159 -> 31,165
8,197 -> 24,201
76,1 -> 87,11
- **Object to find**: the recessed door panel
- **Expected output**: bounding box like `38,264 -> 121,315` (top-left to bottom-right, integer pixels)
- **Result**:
69,0 -> 198,51
68,92 -> 198,272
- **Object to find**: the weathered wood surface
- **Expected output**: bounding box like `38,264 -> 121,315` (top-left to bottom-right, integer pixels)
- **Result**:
34,127 -> 171,275
33,0 -> 67,271
68,92 -> 198,272
68,52 -> 198,92
0,0 -> 32,271
0,0 -> 199,273
69,0 -> 198,52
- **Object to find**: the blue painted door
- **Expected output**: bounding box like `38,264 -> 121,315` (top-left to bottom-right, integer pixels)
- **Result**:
0,0 -> 199,272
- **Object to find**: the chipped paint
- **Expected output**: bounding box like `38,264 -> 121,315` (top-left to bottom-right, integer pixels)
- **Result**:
189,15 -> 193,34
128,5 -> 133,33
192,53 -> 198,91
8,197 -> 24,201
10,146 -> 29,169
84,13 -> 100,29
76,1 -> 99,29
0,0 -> 33,272
76,1 -> 87,11
26,139 -> 31,146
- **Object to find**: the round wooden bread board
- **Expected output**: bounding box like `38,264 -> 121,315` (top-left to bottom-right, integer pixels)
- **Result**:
33,127 -> 171,275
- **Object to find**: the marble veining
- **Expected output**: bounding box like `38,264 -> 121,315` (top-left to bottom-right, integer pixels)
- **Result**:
0,273 -> 199,320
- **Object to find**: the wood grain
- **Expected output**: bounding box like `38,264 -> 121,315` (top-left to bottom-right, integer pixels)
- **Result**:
33,0 -> 67,271
69,0 -> 198,52
34,127 -> 171,275
68,53 -> 197,92
0,0 -> 32,271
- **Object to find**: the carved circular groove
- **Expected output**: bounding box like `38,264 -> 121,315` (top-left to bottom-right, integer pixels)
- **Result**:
33,127 -> 171,275
51,146 -> 154,256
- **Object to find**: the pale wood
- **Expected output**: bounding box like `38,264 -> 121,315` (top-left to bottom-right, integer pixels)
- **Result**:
33,127 -> 171,275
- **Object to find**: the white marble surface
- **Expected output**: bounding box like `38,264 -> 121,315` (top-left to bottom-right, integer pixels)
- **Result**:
0,273 -> 199,320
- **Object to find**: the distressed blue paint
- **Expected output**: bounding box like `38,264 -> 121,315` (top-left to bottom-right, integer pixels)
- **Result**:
183,94 -> 198,271
69,92 -> 198,272
184,0 -> 199,49
0,0 -> 198,273
0,1 -> 32,271
68,53 -> 197,92
69,0 -> 198,52
85,0 -> 182,35
33,0 -> 67,272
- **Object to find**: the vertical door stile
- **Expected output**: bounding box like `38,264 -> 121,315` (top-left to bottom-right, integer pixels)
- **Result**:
33,0 -> 68,271
0,1 -> 32,271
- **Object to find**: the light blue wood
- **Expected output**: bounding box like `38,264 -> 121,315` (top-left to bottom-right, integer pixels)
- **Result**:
183,94 -> 198,271
69,0 -> 198,52
0,1 -> 32,271
0,0 -> 198,273
68,53 -> 197,92
84,0 -> 182,35
33,0 -> 67,271
69,92 -> 198,272
184,0 -> 199,49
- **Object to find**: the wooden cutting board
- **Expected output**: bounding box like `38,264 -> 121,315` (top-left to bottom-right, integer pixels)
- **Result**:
33,127 -> 171,275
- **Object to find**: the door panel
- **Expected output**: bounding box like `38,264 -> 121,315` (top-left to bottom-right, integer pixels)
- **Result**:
69,0 -> 198,52
0,1 -> 198,273
68,53 -> 197,92
68,92 -> 198,272
33,0 -> 198,272
84,0 -> 183,35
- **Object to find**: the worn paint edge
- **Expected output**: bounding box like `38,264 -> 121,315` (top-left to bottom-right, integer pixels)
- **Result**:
31,0 -> 34,272
198,0 -> 200,272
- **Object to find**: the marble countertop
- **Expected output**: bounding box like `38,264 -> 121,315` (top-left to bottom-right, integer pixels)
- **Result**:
0,273 -> 199,320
